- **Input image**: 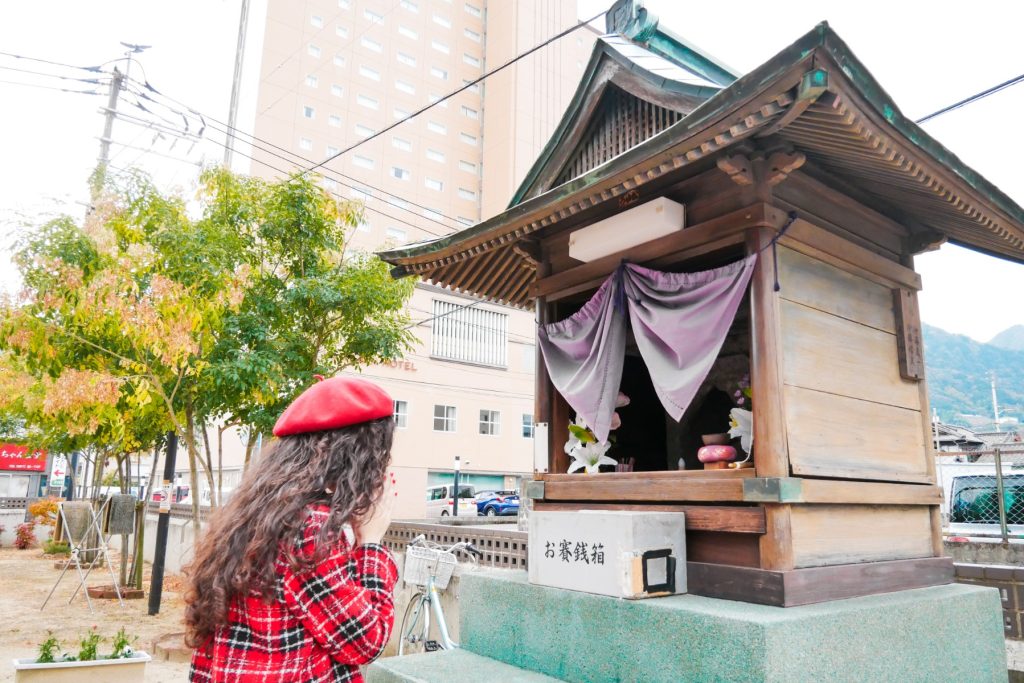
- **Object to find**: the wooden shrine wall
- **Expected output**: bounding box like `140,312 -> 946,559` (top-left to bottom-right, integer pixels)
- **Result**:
775,246 -> 931,484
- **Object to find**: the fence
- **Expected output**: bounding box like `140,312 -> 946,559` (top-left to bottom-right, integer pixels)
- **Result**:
384,520 -> 529,569
938,447 -> 1024,542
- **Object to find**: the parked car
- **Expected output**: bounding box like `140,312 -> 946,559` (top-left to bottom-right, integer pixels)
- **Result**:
425,484 -> 477,518
476,490 -> 520,517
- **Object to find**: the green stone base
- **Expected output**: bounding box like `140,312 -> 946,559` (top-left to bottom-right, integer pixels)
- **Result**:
367,649 -> 562,683
370,570 -> 1007,682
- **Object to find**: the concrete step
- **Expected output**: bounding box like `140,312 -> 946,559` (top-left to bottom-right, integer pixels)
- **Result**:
368,649 -> 563,682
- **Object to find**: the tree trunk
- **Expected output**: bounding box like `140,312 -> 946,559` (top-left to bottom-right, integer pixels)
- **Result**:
244,433 -> 256,471
201,422 -> 217,508
185,404 -> 202,532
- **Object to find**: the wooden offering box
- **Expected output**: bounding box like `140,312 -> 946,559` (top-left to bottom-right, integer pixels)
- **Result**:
379,6 -> 1024,607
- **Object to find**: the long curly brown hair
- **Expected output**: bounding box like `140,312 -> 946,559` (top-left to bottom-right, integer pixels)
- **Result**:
183,417 -> 395,648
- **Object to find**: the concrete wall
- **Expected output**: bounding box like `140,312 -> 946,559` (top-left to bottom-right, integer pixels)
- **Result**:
0,509 -> 54,547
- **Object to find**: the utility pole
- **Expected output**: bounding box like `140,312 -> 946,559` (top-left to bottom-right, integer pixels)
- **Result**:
224,0 -> 252,168
148,431 -> 177,615
452,455 -> 462,517
991,371 -> 1002,432
91,66 -> 124,200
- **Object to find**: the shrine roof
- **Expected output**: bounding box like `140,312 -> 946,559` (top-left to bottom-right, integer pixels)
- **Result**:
378,22 -> 1024,308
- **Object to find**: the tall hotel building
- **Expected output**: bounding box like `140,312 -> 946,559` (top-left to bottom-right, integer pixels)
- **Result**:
249,0 -> 597,515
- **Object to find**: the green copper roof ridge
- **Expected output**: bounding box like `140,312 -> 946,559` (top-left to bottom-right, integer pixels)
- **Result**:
378,21 -> 1024,267
506,36 -> 720,208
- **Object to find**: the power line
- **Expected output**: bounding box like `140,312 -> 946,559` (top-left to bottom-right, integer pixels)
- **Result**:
0,64 -> 108,85
0,50 -> 104,73
120,78 -> 464,231
917,71 -> 1024,124
302,9 -> 608,175
0,78 -> 105,96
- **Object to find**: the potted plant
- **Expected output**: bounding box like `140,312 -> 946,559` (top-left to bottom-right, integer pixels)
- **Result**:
12,627 -> 150,683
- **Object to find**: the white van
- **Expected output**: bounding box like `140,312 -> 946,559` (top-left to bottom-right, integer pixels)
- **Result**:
425,484 -> 476,518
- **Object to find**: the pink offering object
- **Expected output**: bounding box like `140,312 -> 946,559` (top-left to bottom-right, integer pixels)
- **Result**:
697,445 -> 737,463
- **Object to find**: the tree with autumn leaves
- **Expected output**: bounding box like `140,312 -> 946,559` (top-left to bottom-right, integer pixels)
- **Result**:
0,168 -> 414,528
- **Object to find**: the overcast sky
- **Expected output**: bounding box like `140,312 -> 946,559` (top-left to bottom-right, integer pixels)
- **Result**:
1,0 -> 1022,342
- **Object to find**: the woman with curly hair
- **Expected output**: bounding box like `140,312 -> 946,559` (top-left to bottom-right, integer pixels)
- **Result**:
185,376 -> 399,683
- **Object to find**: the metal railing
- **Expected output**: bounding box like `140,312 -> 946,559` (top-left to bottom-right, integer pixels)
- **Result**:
384,520 -> 529,569
939,447 -> 1024,542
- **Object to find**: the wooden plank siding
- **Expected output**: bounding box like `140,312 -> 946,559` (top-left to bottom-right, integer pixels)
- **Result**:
776,245 -> 932,483
789,504 -> 934,568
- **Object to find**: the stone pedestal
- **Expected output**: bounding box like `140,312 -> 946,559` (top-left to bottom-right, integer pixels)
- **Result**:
368,570 -> 1007,682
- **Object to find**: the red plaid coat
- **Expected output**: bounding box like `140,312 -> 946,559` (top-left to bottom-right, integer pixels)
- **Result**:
190,505 -> 398,683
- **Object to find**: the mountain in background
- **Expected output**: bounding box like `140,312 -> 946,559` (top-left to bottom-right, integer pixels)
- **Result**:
923,324 -> 1024,429
989,325 -> 1024,352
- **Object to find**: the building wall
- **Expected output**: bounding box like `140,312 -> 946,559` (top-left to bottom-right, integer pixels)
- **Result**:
249,0 -> 593,517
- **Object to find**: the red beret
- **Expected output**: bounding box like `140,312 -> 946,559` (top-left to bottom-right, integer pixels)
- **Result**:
273,376 -> 393,437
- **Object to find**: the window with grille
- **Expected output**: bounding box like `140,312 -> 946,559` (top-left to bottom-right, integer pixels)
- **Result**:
394,400 -> 409,428
431,300 -> 508,367
479,409 -> 500,436
433,404 -> 456,432
522,414 -> 534,438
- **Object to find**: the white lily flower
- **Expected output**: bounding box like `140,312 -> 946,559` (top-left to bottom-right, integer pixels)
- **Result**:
567,440 -> 615,474
728,407 -> 753,454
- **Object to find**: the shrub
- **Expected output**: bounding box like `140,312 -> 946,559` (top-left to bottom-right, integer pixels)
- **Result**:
14,521 -> 35,549
78,627 -> 102,662
28,497 -> 60,526
36,633 -> 60,664
110,626 -> 137,659
42,539 -> 70,556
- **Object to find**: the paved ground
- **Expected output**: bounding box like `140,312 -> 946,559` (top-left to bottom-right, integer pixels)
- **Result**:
0,547 -> 191,681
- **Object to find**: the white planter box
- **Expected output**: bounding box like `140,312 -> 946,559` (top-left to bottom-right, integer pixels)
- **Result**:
12,652 -> 150,683
528,510 -> 686,599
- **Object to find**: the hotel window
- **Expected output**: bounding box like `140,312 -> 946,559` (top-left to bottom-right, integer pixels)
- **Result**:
430,299 -> 508,367
463,80 -> 480,94
399,0 -> 418,12
391,197 -> 411,210
329,114 -> 342,127
353,154 -> 375,169
350,186 -> 372,202
431,39 -> 450,55
458,160 -> 477,173
423,207 -> 443,221
464,2 -> 482,17
333,54 -> 346,66
326,145 -> 340,157
331,84 -> 344,97
522,414 -> 534,438
398,25 -> 417,39
394,107 -> 411,120
424,177 -> 443,192
299,137 -> 313,151
359,65 -> 380,81
396,51 -> 417,67
428,93 -> 448,107
427,120 -> 447,135
458,187 -> 476,201
336,26 -> 349,38
463,53 -> 480,67
433,405 -> 456,432
305,74 -> 318,88
393,400 -> 409,428
479,410 -> 501,436
392,137 -> 412,151
310,14 -> 324,27
357,94 -> 379,109
426,148 -> 445,163
395,79 -> 415,95
361,37 -> 383,52
433,14 -> 451,28
308,44 -> 321,58
460,105 -> 478,119
391,166 -> 411,180
459,132 -> 477,146
364,9 -> 383,23
464,28 -> 480,42
302,105 -> 315,119
355,123 -> 375,138
386,227 -> 408,243
430,66 -> 448,80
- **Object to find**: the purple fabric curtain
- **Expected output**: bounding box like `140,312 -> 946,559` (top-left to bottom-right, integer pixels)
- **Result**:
538,256 -> 756,443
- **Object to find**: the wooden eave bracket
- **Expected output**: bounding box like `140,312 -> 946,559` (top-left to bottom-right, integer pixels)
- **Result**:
512,239 -> 541,270
717,147 -> 807,188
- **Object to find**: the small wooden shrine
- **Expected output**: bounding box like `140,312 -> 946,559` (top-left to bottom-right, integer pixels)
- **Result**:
379,1 -> 1024,606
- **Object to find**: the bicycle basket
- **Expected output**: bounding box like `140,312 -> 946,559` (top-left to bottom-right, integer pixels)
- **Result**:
404,545 -> 457,589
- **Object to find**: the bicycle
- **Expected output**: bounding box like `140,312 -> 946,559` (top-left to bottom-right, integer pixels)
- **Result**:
397,535 -> 480,655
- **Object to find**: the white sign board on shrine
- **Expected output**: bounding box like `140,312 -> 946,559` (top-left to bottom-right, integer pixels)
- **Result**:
529,510 -> 686,599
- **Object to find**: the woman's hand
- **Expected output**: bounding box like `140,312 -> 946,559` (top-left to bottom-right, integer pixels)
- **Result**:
356,472 -> 397,545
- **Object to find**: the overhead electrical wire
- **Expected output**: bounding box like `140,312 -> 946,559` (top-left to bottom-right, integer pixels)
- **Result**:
0,50 -> 104,73
0,78 -> 105,96
917,71 -> 1024,124
0,64 -> 108,85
